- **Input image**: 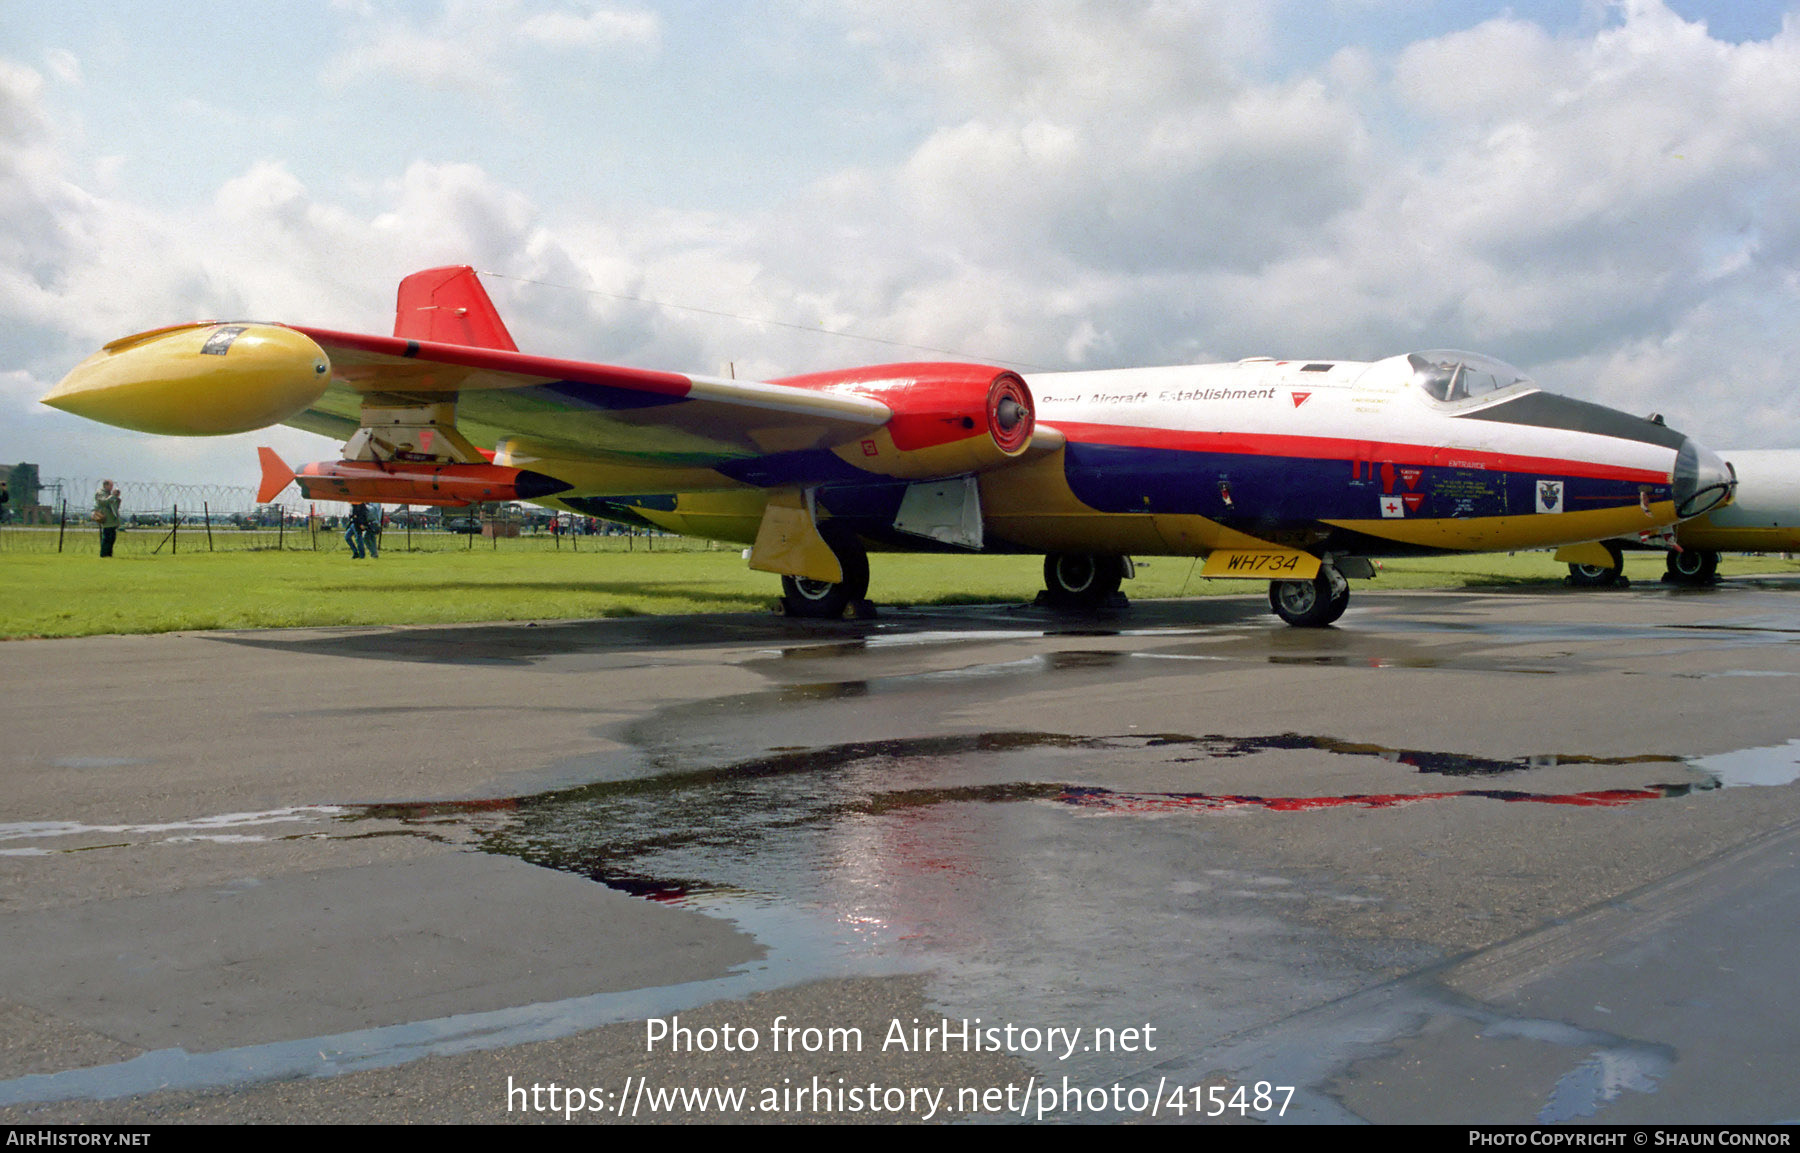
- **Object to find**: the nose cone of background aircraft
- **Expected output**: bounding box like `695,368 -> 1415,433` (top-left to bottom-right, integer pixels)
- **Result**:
1674,437 -> 1736,518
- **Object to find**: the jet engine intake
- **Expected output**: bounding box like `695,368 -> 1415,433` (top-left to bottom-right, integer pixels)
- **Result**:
1673,437 -> 1737,519
778,362 -> 1037,480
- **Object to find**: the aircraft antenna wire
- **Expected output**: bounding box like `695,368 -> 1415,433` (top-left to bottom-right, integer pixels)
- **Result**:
479,270 -> 1055,372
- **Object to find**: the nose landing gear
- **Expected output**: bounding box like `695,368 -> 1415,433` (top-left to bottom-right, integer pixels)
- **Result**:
1566,542 -> 1626,587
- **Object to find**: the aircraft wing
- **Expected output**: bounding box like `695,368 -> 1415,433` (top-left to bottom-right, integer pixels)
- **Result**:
44,263 -> 1042,498
288,326 -> 896,467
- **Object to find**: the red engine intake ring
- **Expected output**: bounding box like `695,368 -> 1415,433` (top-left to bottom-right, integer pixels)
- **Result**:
986,372 -> 1034,455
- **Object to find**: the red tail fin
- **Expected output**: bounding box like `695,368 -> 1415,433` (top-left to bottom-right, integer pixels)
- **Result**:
256,446 -> 297,504
393,266 -> 518,351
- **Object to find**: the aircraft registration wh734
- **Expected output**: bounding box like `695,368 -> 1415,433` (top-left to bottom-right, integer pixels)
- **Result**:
43,266 -> 1737,626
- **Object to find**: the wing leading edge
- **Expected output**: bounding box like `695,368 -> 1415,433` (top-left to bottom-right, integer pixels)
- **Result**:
291,325 -> 897,467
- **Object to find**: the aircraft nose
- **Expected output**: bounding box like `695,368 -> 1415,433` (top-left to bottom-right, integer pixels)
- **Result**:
1673,437 -> 1735,518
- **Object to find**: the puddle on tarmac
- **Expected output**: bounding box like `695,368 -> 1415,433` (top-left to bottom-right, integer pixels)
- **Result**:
0,807 -> 347,854
1691,738 -> 1800,788
11,730 -> 1796,1116
323,732 -> 1710,911
19,732 -> 1788,862
1061,782 -> 1704,815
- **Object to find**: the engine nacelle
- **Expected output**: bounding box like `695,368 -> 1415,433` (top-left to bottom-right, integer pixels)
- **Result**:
774,362 -> 1036,480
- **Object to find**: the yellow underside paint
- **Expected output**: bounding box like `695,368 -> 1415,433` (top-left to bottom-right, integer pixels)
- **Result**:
494,438 -> 752,496
747,488 -> 843,583
829,423 -> 1015,480
1553,542 -> 1621,567
1675,520 -> 1800,552
1200,550 -> 1321,580
627,491 -> 768,544
44,323 -> 331,436
1324,502 -> 1678,552
978,452 -> 1168,553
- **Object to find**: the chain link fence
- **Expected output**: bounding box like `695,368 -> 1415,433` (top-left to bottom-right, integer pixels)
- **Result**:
1,476 -> 713,556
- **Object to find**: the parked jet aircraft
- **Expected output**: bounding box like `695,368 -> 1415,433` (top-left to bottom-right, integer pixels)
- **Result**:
1560,448 -> 1798,586
44,266 -> 1737,625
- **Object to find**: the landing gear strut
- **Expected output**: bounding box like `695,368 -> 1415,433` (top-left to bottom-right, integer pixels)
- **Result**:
1269,569 -> 1350,627
1665,548 -> 1719,585
780,523 -> 871,619
1041,553 -> 1127,609
1566,542 -> 1625,587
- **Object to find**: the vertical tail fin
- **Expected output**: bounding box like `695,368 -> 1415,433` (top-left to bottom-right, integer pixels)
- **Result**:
256,446 -> 297,504
393,266 -> 518,351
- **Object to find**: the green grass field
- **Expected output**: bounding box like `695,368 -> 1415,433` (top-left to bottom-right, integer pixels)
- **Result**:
1,535 -> 1794,639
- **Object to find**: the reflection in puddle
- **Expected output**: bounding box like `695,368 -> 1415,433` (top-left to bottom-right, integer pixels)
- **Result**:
863,629 -> 1049,649
1060,783 -> 1705,815
770,640 -> 868,660
328,732 -> 1720,910
7,730 -> 1759,863
1136,733 -> 1686,777
0,806 -> 345,852
1538,1043 -> 1673,1123
779,681 -> 871,703
1691,738 -> 1800,788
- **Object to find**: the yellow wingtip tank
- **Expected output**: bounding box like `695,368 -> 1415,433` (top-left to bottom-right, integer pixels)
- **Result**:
43,323 -> 331,436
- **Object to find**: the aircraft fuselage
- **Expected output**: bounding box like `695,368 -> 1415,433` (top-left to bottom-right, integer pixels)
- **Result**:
569,352 -> 1726,570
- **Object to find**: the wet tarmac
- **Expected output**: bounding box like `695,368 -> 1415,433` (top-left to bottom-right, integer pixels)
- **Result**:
4,578 -> 1800,1122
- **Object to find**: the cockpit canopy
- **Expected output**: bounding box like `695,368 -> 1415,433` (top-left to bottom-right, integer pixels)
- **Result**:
1408,350 -> 1533,403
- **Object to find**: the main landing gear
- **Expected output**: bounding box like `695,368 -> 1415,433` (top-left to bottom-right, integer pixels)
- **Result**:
1040,553 -> 1128,610
1565,542 -> 1625,587
1665,548 -> 1719,586
779,523 -> 871,619
1268,569 -> 1350,628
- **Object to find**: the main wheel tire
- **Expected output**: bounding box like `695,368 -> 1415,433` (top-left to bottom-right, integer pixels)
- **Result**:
1269,573 -> 1347,628
1666,548 -> 1719,584
1321,579 -> 1351,624
1566,542 -> 1625,587
1042,553 -> 1124,608
780,523 -> 870,619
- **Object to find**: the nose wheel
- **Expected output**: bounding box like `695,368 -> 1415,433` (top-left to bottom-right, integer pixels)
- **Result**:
1565,542 -> 1625,587
1269,570 -> 1349,627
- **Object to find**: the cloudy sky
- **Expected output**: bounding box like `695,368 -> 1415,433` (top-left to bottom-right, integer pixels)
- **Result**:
3,0 -> 1797,493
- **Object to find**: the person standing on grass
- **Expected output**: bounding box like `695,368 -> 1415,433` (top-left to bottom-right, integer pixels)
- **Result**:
345,502 -> 370,559
93,480 -> 122,557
